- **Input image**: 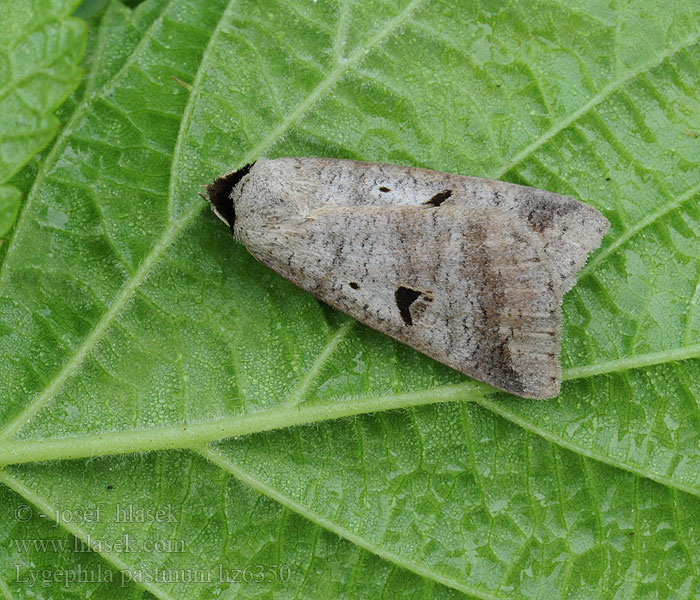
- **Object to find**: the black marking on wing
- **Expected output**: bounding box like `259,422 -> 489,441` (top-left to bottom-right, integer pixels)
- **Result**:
424,189 -> 452,207
395,286 -> 422,326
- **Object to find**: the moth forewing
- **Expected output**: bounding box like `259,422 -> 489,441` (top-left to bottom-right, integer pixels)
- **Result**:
206,157 -> 609,399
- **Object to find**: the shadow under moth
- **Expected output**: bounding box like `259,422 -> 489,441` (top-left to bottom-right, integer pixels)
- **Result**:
205,158 -> 609,399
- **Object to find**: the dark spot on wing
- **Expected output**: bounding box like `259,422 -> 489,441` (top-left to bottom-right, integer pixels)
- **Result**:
395,286 -> 422,326
525,203 -> 555,232
379,186 -> 391,192
348,282 -> 360,289
518,190 -> 578,233
424,189 -> 452,207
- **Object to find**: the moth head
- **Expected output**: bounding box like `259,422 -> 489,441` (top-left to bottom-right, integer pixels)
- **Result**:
203,163 -> 253,230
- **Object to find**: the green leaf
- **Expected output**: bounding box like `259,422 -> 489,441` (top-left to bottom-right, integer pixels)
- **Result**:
0,186 -> 21,238
1,0 -> 699,598
0,0 -> 86,236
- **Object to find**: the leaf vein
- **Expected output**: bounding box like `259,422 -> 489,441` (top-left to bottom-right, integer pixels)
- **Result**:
579,180 -> 700,278
0,470 -> 177,600
491,30 -> 700,179
200,446 -> 507,600
0,0 -> 429,440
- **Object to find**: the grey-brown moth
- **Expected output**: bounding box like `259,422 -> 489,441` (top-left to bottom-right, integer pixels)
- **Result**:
205,158 -> 609,399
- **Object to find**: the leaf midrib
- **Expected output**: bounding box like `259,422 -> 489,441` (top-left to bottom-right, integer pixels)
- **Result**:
0,343 -> 698,493
0,437 -> 504,600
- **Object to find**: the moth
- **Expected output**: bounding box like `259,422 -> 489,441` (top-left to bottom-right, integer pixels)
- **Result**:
205,158 -> 609,399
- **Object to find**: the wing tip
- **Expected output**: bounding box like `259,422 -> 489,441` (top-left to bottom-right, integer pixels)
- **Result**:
479,346 -> 562,399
